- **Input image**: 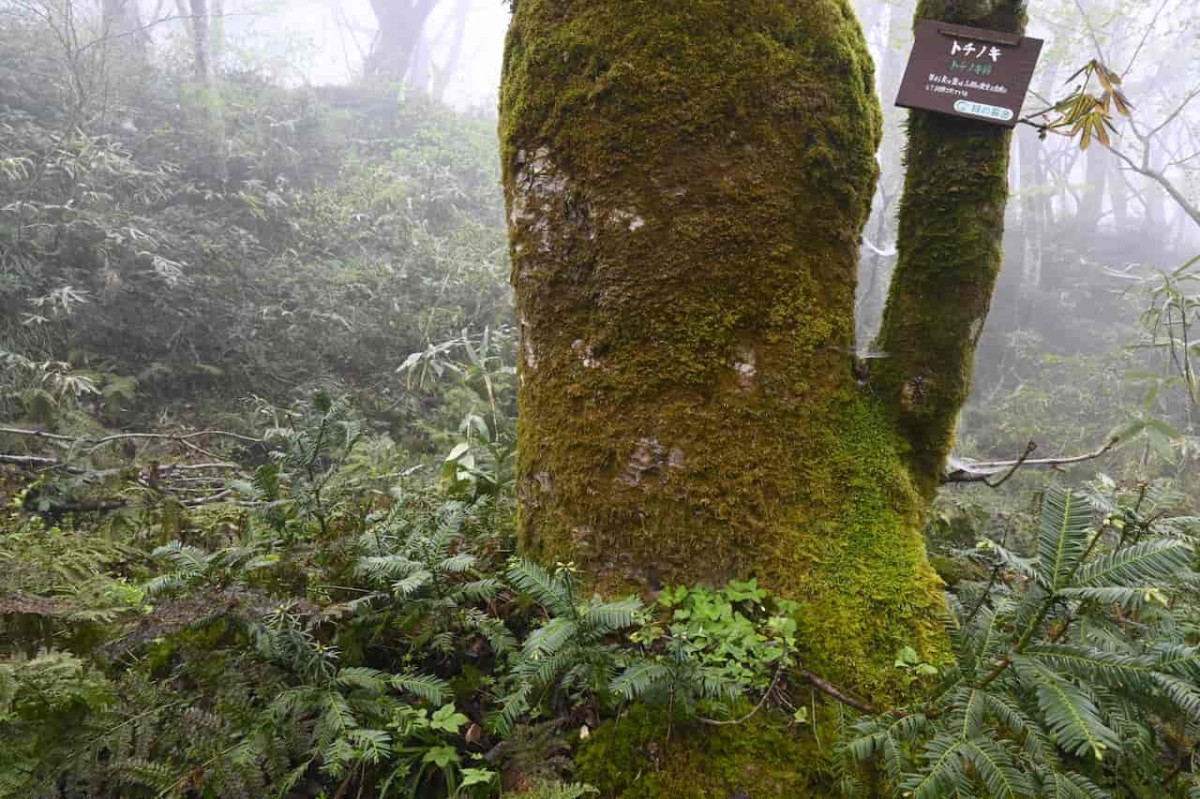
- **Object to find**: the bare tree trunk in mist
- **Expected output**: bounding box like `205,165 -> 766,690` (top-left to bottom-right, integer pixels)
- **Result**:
187,0 -> 226,183
1108,155 -> 1130,233
101,0 -> 148,47
1077,146 -> 1108,231
365,0 -> 439,83
431,0 -> 468,100
189,0 -> 211,82
408,0 -> 467,99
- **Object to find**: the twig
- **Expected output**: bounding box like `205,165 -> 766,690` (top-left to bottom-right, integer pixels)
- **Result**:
799,668 -> 879,715
699,665 -> 785,727
943,437 -> 1119,485
982,441 -> 1038,488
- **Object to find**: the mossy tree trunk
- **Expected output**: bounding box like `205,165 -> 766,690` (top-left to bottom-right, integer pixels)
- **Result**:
500,0 -> 1024,789
873,1 -> 1027,490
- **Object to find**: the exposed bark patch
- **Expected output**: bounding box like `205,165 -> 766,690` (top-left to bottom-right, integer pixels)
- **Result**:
520,316 -> 537,370
603,207 -> 647,233
732,346 -> 757,392
572,339 -> 601,369
618,438 -> 685,487
900,375 -> 929,411
509,147 -> 567,257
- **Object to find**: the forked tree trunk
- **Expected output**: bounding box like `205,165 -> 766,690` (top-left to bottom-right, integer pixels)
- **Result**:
501,0 -> 1025,794
364,0 -> 439,82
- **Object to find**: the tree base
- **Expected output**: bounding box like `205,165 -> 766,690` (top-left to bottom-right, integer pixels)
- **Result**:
575,704 -> 840,799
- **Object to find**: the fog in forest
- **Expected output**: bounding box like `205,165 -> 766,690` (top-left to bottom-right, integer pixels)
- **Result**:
125,0 -> 1200,455
2,1 -> 1200,796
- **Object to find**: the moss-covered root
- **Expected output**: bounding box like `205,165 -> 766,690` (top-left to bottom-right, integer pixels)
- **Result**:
574,705 -> 840,799
872,0 -> 1027,493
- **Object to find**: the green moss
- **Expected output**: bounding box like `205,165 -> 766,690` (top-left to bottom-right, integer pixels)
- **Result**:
501,0 -> 948,702
871,0 -> 1027,491
574,704 -> 838,799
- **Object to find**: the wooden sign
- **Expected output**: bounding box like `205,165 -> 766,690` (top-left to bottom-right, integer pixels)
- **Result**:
896,20 -> 1044,127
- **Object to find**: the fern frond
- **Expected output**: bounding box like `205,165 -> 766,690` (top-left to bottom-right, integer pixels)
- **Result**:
357,555 -> 422,582
1039,768 -> 1112,799
459,578 -> 503,602
1152,644 -> 1200,679
1151,673 -> 1200,722
507,558 -> 574,617
523,618 -> 578,660
900,734 -> 971,799
981,690 -> 1058,766
1070,538 -> 1193,589
439,552 -> 477,573
142,571 -> 191,596
334,667 -> 389,695
510,781 -> 600,799
609,661 -> 672,701
697,666 -> 744,702
530,650 -> 579,687
151,541 -> 211,570
1038,488 -> 1095,590
1024,644 -> 1157,690
579,596 -> 643,636
946,687 -> 986,739
1017,659 -> 1119,760
464,608 -> 518,654
1055,585 -> 1165,607
488,683 -> 531,737
391,672 -> 449,705
960,737 -> 1032,798
988,542 -> 1041,582
392,569 -> 432,598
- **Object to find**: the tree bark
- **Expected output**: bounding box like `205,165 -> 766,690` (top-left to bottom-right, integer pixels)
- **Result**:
503,0 -> 946,695
501,0 -> 1022,793
873,0 -> 1027,489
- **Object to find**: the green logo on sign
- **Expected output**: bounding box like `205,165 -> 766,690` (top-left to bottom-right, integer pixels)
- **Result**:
953,99 -> 1014,121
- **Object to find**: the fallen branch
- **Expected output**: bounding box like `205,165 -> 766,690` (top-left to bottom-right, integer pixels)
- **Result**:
46,489 -> 240,514
799,668 -> 879,715
0,453 -> 63,468
1,452 -> 241,477
943,437 -> 1119,485
0,426 -> 263,453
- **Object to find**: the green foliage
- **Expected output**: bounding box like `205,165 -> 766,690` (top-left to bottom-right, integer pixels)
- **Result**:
0,3 -> 511,447
2,3 -> 1199,798
838,483 -> 1200,798
5,392 -> 1200,798
612,581 -> 799,716
492,559 -> 643,735
0,653 -> 114,797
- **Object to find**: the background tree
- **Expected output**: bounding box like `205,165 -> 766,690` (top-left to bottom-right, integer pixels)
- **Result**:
363,0 -> 439,82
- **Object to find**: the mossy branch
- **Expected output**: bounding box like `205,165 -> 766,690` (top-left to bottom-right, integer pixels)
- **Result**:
872,1 -> 1027,494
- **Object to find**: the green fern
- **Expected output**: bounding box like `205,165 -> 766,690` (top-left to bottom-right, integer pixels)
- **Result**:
840,483 -> 1200,797
509,781 -> 600,799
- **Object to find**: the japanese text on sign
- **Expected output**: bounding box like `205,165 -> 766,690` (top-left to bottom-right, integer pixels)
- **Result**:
895,21 -> 1044,128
